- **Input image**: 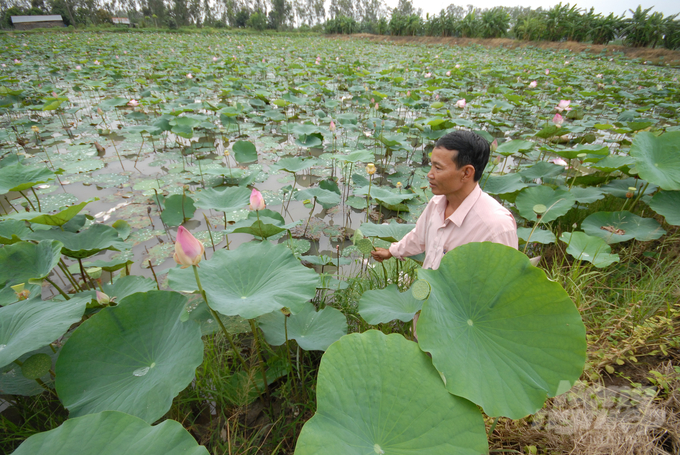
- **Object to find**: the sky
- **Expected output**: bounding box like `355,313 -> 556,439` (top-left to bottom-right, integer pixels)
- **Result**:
383,0 -> 679,18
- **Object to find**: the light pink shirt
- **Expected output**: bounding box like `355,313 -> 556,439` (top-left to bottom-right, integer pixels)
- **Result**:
389,184 -> 518,269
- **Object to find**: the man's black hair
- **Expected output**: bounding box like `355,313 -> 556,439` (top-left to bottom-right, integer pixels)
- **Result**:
434,130 -> 490,182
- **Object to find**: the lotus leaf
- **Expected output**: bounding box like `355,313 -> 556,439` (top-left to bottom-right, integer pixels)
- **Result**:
0,163 -> 56,193
582,209 -> 666,243
0,219 -> 34,244
481,173 -> 529,195
12,411 -> 208,455
358,284 -> 423,324
519,161 -> 565,181
194,186 -> 251,212
649,191 -> 680,226
629,131 -> 680,191
417,242 -> 586,418
26,223 -> 129,259
0,199 -> 95,226
601,177 -> 657,199
496,140 -> 535,156
515,186 -> 576,223
560,232 -> 620,268
232,140 -> 258,163
517,227 -> 556,244
294,331 -> 488,455
0,346 -> 56,396
55,291 -> 204,423
359,221 -> 415,243
0,296 -> 86,368
568,186 -> 605,204
161,194 -> 196,227
258,303 -> 347,351
0,240 -> 63,290
295,188 -> 340,209
169,242 -> 318,319
354,186 -> 418,206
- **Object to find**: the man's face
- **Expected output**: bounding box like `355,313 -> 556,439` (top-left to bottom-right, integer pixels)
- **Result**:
427,147 -> 473,197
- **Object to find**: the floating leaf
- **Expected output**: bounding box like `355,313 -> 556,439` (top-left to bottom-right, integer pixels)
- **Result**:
0,240 -> 63,291
56,291 -> 204,423
359,221 -> 415,243
12,411 -> 208,455
294,331 -> 488,455
0,163 -> 56,193
258,303 -> 347,351
515,187 -> 576,222
517,227 -> 556,244
194,186 -> 251,213
1,199 -> 96,227
27,223 -> 129,259
358,284 -> 423,324
417,242 -> 586,419
160,194 -> 196,227
232,140 -> 258,163
649,191 -> 680,226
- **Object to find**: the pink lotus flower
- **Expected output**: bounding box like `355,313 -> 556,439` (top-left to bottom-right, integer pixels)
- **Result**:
490,139 -> 498,153
186,73 -> 192,79
127,99 -> 139,107
329,121 -> 336,132
174,226 -> 205,268
13,59 -> 20,64
1,64 -> 5,67
550,157 -> 568,166
455,64 -> 460,68
446,70 -> 451,76
529,81 -> 537,88
94,60 -> 100,65
545,69 -> 550,75
425,72 -> 431,78
75,65 -> 81,70
249,188 -> 265,211
553,113 -> 564,126
455,99 -> 466,108
406,90 -> 410,96
555,100 -> 571,112
375,103 -> 379,110
96,291 -> 110,305
212,57 -> 218,62
596,74 -> 603,78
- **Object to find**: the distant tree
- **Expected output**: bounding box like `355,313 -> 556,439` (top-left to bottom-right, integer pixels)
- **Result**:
268,0 -> 291,29
328,0 -> 354,20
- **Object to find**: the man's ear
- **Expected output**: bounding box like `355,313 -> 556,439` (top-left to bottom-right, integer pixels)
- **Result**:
462,165 -> 475,181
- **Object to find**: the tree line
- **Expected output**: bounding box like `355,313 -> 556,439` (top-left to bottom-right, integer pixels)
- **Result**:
1,0 -> 678,49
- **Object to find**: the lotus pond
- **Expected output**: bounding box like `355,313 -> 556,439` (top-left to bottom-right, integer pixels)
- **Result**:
1,31 -> 679,454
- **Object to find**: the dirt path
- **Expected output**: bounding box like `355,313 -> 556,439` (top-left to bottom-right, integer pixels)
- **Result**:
333,34 -> 680,66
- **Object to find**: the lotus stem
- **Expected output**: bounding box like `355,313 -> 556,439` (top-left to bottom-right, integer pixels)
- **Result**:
283,315 -> 298,399
249,319 -> 271,401
77,258 -> 92,290
134,134 -> 145,169
147,260 -> 160,290
109,137 -> 124,171
202,213 -> 216,252
4,196 -> 18,213
366,175 -> 372,223
58,259 -> 81,292
191,265 -> 248,372
302,196 -> 316,238
45,277 -> 70,300
18,191 -> 36,211
30,187 -> 41,212
628,182 -> 649,213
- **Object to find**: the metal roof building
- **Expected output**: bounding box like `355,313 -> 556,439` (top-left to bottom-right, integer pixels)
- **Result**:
11,15 -> 65,30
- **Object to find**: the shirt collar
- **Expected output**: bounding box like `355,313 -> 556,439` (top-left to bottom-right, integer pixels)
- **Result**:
441,184 -> 482,227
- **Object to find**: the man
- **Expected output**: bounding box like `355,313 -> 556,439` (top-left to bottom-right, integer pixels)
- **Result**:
371,130 -> 517,268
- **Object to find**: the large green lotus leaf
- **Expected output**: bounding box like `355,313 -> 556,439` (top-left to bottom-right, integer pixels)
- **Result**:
629,131 -> 680,190
560,232 -> 620,268
0,219 -> 34,244
0,283 -> 40,307
27,223 -> 129,259
359,221 -> 415,242
358,284 -> 423,324
294,331 -> 488,455
496,140 -> 535,156
0,163 -> 56,193
258,303 -> 347,351
194,186 -> 251,212
77,276 -> 158,306
568,186 -> 605,204
169,242 -> 318,319
601,177 -> 657,199
0,199 -> 95,226
581,211 -> 666,244
649,191 -> 680,226
0,297 -> 86,368
515,186 -> 576,222
12,411 -> 208,455
295,188 -> 340,209
354,186 -> 418,205
271,157 -> 317,173
0,240 -> 62,289
340,149 -> 374,163
482,173 -> 529,195
232,140 -> 258,163
417,242 -> 586,419
516,227 -> 556,245
160,194 -> 196,227
553,144 -> 608,160
55,291 -> 203,423
519,161 -> 565,181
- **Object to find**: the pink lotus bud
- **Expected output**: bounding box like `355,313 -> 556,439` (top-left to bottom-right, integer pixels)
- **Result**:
406,90 -> 410,96
545,69 -> 550,75
249,188 -> 266,211
550,157 -> 568,166
213,57 -> 218,62
375,103 -> 379,110
52,91 -> 58,97
173,226 -> 205,269
553,113 -> 564,127
455,99 -> 466,108
127,99 -> 139,107
446,70 -> 451,76
425,72 -> 431,78
329,121 -> 336,132
186,73 -> 193,79
529,80 -> 537,88
94,60 -> 100,65
455,64 -> 460,69
490,139 -> 498,153
14,59 -> 20,64
75,65 -> 82,70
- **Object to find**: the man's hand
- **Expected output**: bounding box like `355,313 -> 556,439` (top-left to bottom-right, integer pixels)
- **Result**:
371,247 -> 392,262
